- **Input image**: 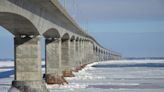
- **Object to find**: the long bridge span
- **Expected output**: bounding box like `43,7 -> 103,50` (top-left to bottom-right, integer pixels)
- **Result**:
0,0 -> 121,92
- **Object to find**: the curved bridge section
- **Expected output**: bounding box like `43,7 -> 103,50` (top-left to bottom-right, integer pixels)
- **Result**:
0,0 -> 121,92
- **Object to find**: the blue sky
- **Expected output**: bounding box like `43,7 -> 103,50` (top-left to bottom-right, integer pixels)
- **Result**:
0,0 -> 164,59
60,0 -> 164,57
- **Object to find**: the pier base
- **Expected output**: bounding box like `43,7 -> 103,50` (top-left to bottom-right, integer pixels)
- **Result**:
73,64 -> 87,72
9,80 -> 49,92
63,70 -> 75,77
46,74 -> 68,85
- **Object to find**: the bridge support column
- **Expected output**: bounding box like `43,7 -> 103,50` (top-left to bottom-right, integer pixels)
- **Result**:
84,40 -> 89,64
81,40 -> 87,68
100,52 -> 102,61
93,48 -> 97,62
74,40 -> 85,72
74,40 -> 78,72
90,42 -> 94,63
84,41 -> 88,65
106,53 -> 108,60
99,51 -> 102,61
80,40 -> 85,65
78,40 -> 88,68
102,52 -> 104,61
108,53 -> 111,60
97,51 -> 100,61
79,40 -> 83,64
103,52 -> 106,61
74,40 -> 80,72
104,52 -> 106,61
88,41 -> 94,64
45,38 -> 67,85
95,50 -> 98,62
106,53 -> 108,61
102,53 -> 104,61
100,51 -> 103,61
69,39 -> 76,73
97,50 -> 100,62
78,40 -> 82,65
61,39 -> 74,77
9,36 -> 48,92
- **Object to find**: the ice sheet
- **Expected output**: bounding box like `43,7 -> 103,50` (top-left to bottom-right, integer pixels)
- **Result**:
0,60 -> 164,92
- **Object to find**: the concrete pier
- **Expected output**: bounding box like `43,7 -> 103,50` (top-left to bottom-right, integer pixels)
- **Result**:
89,42 -> 94,63
61,34 -> 74,77
9,36 -> 48,92
45,38 -> 65,84
83,41 -> 89,64
78,40 -> 83,66
74,39 -> 81,72
70,38 -> 76,69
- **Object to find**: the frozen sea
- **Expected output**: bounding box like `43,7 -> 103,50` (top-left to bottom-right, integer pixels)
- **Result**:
1,60 -> 164,92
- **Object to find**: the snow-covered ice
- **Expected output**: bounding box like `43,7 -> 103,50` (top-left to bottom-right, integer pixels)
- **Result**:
1,60 -> 164,92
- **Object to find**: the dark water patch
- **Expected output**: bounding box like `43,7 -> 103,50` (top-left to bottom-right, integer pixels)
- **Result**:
0,70 -> 14,78
42,65 -> 45,68
92,63 -> 164,68
0,67 -> 14,69
0,65 -> 45,69
0,84 -> 11,86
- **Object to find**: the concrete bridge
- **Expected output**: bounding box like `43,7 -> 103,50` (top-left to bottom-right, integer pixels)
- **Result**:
0,0 -> 121,92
